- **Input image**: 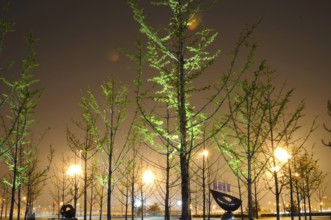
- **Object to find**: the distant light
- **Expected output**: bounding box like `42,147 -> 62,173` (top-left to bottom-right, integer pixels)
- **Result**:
107,50 -> 120,62
135,200 -> 142,207
66,165 -> 82,176
177,200 -> 182,206
202,150 -> 208,157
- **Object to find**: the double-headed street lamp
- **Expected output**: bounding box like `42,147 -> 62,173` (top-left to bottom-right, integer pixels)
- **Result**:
274,147 -> 294,220
141,170 -> 154,220
66,164 -> 82,218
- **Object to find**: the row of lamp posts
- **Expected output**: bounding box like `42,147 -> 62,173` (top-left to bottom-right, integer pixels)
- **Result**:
65,163 -> 154,219
62,147 -> 302,219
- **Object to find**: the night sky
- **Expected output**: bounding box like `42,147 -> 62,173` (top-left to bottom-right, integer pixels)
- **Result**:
2,0 -> 331,204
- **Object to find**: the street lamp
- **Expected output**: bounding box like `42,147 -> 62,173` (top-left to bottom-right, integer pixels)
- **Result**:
201,149 -> 208,220
274,147 -> 291,163
142,170 -> 154,185
67,164 -> 82,218
141,170 -> 154,220
275,148 -> 296,220
272,147 -> 291,220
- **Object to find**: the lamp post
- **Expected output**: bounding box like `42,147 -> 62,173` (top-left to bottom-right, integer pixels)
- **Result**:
66,164 -> 82,218
141,170 -> 154,220
274,147 -> 290,220
202,150 -> 208,220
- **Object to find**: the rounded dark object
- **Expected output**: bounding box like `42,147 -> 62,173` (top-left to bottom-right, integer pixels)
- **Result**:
60,204 -> 75,218
210,189 -> 242,212
221,211 -> 233,220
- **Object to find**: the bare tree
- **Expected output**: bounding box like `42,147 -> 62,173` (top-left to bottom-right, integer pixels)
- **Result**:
66,118 -> 98,220
51,154 -> 72,218
83,78 -> 135,220
315,179 -> 328,212
322,100 -> 331,148
23,144 -> 54,220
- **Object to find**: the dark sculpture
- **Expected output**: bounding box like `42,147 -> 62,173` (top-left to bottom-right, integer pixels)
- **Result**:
60,204 -> 76,219
210,189 -> 242,220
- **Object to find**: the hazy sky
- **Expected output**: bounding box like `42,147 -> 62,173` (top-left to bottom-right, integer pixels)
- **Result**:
2,0 -> 331,205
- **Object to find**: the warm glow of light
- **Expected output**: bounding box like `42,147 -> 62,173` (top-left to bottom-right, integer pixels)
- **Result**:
22,197 -> 26,201
66,164 -> 82,176
202,150 -> 208,157
142,170 -> 154,184
187,13 -> 202,31
272,165 -> 280,172
107,50 -> 120,62
274,148 -> 291,163
135,200 -> 142,207
294,172 -> 300,177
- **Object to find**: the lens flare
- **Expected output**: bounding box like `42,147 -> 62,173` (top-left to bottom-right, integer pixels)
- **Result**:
187,13 -> 202,31
108,50 -> 120,62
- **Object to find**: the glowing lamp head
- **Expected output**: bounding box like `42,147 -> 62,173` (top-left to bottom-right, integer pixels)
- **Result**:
274,148 -> 290,163
66,165 -> 82,176
272,165 -> 280,173
142,170 -> 154,184
202,150 -> 208,157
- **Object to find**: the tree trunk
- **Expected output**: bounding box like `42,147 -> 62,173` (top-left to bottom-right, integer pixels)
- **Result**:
125,185 -> 129,220
5,199 -> 8,218
306,176 -> 312,220
17,182 -> 21,220
84,154 -> 87,220
74,174 -> 78,217
180,155 -> 190,220
140,183 -> 144,220
165,107 -> 170,220
254,180 -> 259,219
247,153 -> 253,220
177,1 -> 190,219
274,171 -> 280,220
165,149 -> 170,220
89,180 -> 94,220
237,175 -> 244,220
131,159 -> 135,220
289,163 -> 294,220
0,191 -> 4,218
296,181 -> 301,220
58,189 -> 60,219
99,186 -> 104,220
202,155 -> 206,220
9,141 -> 19,220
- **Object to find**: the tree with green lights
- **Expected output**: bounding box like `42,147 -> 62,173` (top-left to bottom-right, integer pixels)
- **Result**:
129,1 -> 257,219
23,142 -> 54,220
0,1 -> 19,154
0,4 -> 48,219
263,78 -> 306,220
66,114 -> 98,220
292,147 -> 325,220
214,67 -> 273,220
1,35 -> 42,220
81,78 -> 136,220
